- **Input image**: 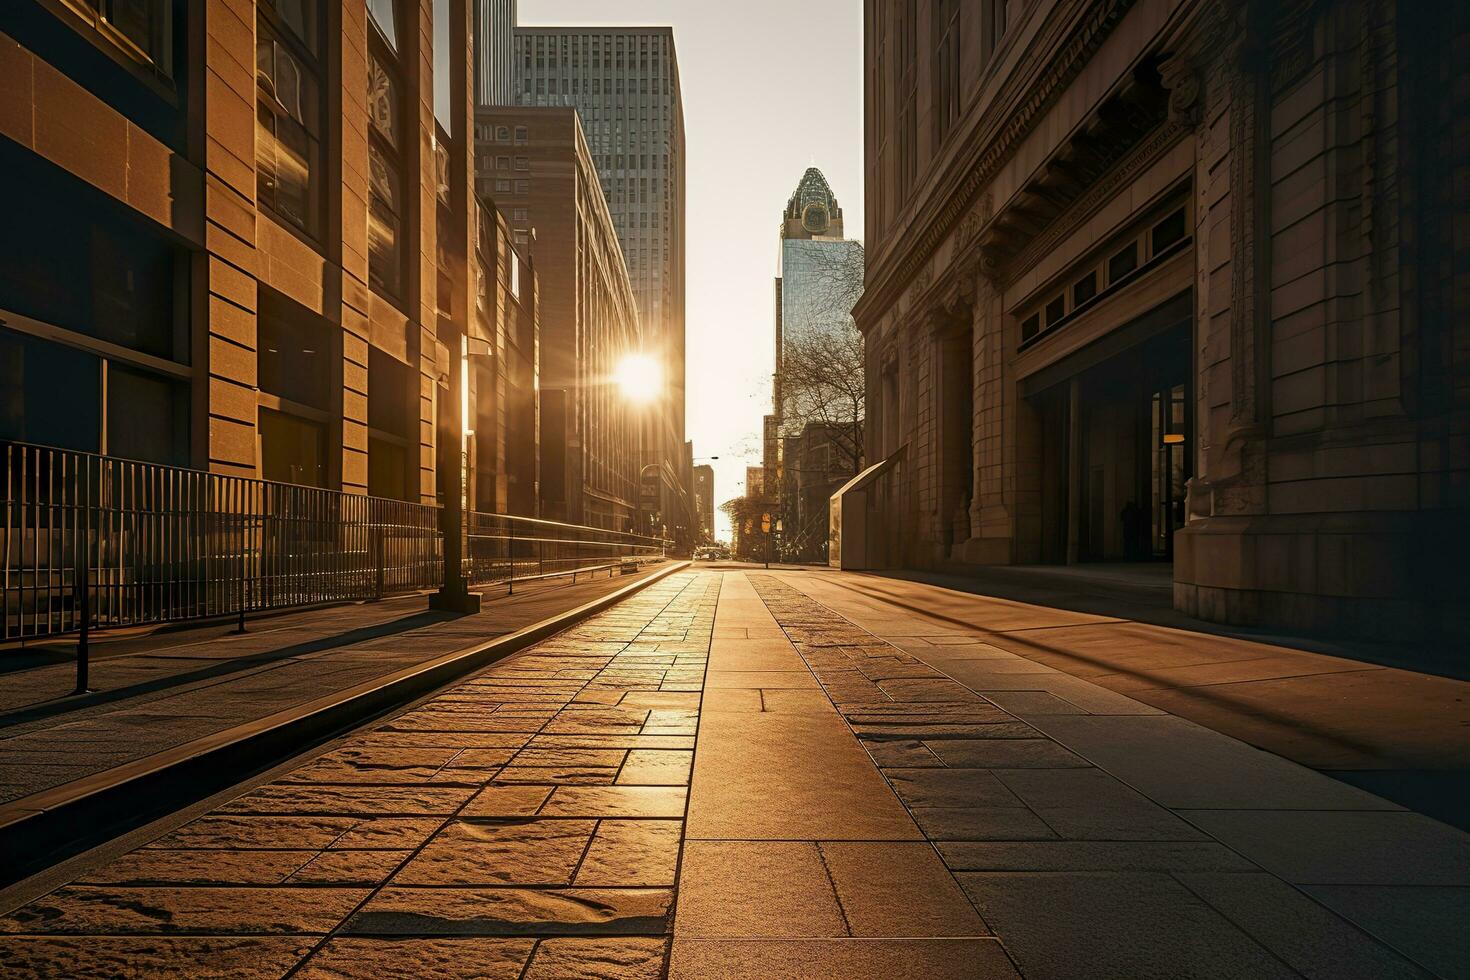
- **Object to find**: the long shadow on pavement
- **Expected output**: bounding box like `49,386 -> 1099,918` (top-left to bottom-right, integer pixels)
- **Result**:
0,609 -> 460,729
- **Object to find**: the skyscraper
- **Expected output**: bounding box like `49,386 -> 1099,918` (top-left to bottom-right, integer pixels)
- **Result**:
770,168 -> 865,561
474,0 -> 518,106
512,26 -> 690,545
475,107 -> 641,530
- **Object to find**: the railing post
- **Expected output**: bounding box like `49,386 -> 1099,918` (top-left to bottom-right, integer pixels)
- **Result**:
73,551 -> 90,696
374,524 -> 384,598
235,539 -> 247,634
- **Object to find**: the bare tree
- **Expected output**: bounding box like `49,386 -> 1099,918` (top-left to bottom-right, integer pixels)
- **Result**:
776,239 -> 866,477
778,323 -> 864,477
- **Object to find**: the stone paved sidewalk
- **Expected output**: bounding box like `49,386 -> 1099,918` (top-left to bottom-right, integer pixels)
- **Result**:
0,572 -> 715,978
1,568 -> 1465,979
0,566 -> 669,807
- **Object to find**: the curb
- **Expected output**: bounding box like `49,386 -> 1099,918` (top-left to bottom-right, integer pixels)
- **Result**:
0,561 -> 691,886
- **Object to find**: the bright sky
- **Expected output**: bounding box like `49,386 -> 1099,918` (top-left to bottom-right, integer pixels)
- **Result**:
520,0 -> 865,539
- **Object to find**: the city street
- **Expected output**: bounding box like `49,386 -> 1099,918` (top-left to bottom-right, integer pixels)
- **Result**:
1,568 -> 1464,978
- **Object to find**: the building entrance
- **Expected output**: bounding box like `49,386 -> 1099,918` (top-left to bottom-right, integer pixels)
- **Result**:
1025,299 -> 1191,565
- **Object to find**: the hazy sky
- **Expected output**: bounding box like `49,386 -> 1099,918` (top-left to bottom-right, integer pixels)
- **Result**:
520,0 -> 865,538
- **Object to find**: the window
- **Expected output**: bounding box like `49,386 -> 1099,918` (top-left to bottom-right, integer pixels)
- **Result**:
496,125 -> 510,141
1073,270 -> 1097,307
934,0 -> 962,144
1108,242 -> 1139,284
1044,295 -> 1066,329
367,40 -> 406,298
515,126 -> 528,143
514,179 -> 529,194
897,0 -> 919,202
1152,208 -> 1187,255
258,289 -> 334,411
64,0 -> 174,77
256,2 -> 322,235
1021,313 -> 1040,343
367,0 -> 398,50
260,407 -> 327,487
982,0 -> 1009,63
496,178 -> 511,193
512,208 -> 528,222
514,156 -> 529,170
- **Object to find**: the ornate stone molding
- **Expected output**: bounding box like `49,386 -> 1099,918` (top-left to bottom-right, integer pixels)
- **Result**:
855,0 -> 1140,325
1002,117 -> 1188,285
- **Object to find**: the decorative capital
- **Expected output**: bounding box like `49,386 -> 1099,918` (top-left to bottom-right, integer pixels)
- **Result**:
1159,54 -> 1202,128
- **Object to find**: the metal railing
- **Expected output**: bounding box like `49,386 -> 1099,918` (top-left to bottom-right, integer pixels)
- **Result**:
2,441 -> 444,653
465,511 -> 669,592
2,441 -> 670,666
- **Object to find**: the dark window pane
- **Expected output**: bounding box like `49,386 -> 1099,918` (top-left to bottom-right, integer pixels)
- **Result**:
368,436 -> 408,499
1108,241 -> 1138,283
0,331 -> 101,453
369,347 -> 413,439
1045,294 -> 1066,328
263,0 -> 316,51
1021,314 -> 1040,343
260,408 -> 327,487
0,146 -> 181,361
1152,208 -> 1187,255
257,290 -> 334,410
106,363 -> 187,465
1073,270 -> 1097,306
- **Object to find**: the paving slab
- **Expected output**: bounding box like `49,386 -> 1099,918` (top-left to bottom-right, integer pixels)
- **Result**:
1301,884 -> 1469,979
685,705 -> 920,841
1030,714 -> 1405,809
1181,809 -> 1470,885
675,840 -> 847,938
668,938 -> 1022,979
958,872 -> 1300,980
293,937 -> 534,979
1175,873 -> 1436,979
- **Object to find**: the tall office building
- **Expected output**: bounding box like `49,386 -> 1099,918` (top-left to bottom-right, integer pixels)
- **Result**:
693,464 -> 715,544
474,0 -> 517,105
0,0 -> 536,510
769,168 -> 864,560
475,106 -> 641,530
512,26 -> 690,546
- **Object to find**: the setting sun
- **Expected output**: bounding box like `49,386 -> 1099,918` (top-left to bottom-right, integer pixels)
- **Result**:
614,352 -> 663,404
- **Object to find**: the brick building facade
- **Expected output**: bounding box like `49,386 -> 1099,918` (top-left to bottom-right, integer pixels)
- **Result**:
0,0 -> 536,513
855,0 -> 1469,639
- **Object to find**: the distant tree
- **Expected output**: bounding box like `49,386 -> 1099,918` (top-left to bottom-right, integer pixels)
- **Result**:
778,323 -> 865,478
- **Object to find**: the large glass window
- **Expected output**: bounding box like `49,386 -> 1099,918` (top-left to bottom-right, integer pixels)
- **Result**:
257,289 -> 334,411
256,1 -> 321,235
260,407 -> 327,487
64,0 -> 174,77
368,29 -> 406,299
0,331 -> 101,454
107,363 -> 188,465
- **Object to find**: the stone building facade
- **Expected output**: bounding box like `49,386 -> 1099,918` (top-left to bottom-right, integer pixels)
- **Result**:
0,0 -> 535,512
855,0 -> 1469,639
475,105 -> 641,531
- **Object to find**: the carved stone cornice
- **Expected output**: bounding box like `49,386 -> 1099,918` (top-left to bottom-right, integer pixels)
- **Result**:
1002,117 -> 1189,282
854,0 -> 1140,328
